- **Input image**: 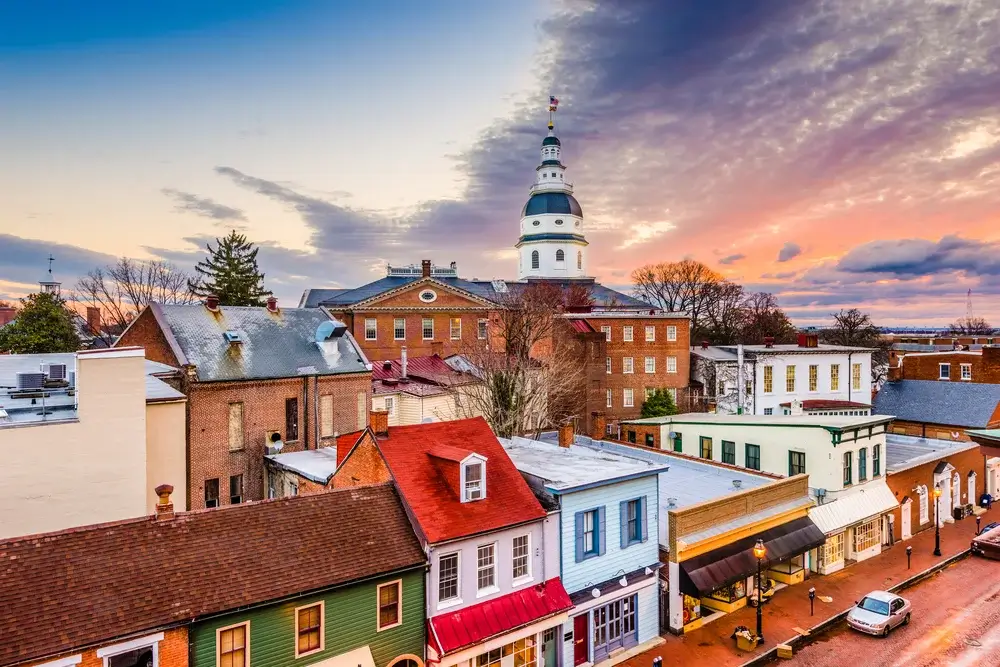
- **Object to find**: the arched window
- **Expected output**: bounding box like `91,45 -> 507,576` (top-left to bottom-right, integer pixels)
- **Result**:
556,249 -> 565,262
531,250 -> 539,269
577,251 -> 582,269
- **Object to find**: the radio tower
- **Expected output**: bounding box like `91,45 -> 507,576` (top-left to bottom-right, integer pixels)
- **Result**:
967,289 -> 974,321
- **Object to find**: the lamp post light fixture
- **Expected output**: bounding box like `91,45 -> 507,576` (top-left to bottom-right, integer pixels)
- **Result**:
808,587 -> 816,616
933,485 -> 943,557
753,538 -> 766,643
906,545 -> 912,569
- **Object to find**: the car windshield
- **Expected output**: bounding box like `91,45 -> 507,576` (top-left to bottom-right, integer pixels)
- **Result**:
859,597 -> 890,615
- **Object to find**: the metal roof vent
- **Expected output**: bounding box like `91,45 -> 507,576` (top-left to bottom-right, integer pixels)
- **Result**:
732,479 -> 742,490
667,497 -> 677,508
223,331 -> 242,344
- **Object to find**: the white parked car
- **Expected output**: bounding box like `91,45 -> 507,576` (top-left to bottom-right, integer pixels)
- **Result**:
846,591 -> 911,637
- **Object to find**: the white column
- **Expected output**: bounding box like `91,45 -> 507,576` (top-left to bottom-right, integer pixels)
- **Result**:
668,561 -> 684,632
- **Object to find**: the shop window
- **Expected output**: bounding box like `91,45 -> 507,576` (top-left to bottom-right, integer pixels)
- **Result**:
708,580 -> 746,604
683,594 -> 701,627
476,637 -> 536,667
854,519 -> 879,552
821,533 -> 845,566
593,594 -> 638,661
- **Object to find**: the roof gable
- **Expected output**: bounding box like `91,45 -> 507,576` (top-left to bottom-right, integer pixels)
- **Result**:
347,277 -> 495,310
0,484 -> 424,665
874,380 -> 1000,428
369,417 -> 545,543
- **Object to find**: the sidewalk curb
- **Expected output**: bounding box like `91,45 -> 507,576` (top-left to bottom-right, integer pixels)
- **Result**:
738,549 -> 971,666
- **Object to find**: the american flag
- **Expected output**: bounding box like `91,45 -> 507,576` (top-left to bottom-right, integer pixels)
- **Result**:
549,96 -> 559,111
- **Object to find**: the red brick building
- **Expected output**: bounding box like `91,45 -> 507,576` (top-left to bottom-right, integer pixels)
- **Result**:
890,347 -> 1000,384
116,299 -> 372,510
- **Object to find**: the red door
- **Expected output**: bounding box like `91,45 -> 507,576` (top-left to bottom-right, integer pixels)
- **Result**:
573,614 -> 589,666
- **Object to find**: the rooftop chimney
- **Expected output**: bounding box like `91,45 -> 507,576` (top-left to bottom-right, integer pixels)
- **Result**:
205,294 -> 220,311
558,422 -> 575,448
797,333 -> 818,348
371,410 -> 390,437
86,306 -> 101,336
401,346 -> 408,379
590,411 -> 607,441
154,484 -> 175,520
763,336 -> 775,348
701,340 -> 709,349
421,259 -> 432,278
266,296 -> 278,313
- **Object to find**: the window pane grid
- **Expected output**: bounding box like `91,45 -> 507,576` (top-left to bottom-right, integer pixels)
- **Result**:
379,582 -> 400,628
439,553 -> 459,600
477,544 -> 496,590
512,535 -> 529,579
297,605 -> 321,654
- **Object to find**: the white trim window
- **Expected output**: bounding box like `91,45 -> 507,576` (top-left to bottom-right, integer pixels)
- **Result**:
645,326 -> 655,342
422,318 -> 434,341
365,318 -> 377,341
606,357 -> 612,374
666,325 -> 677,341
450,317 -> 462,340
822,533 -> 844,566
478,318 -> 488,340
644,357 -> 655,374
438,552 -> 460,603
606,389 -> 612,408
377,580 -> 403,631
854,519 -> 879,552
383,396 -> 396,417
38,657 -> 82,667
852,363 -> 863,390
462,457 -> 486,502
623,357 -> 634,374
623,326 -> 634,342
394,318 -> 406,341
295,601 -> 325,657
601,325 -> 611,341
512,534 -> 531,581
623,388 -> 634,408
961,363 -> 972,380
666,356 -> 677,374
97,632 -> 164,667
216,622 -> 249,667
477,543 -> 497,593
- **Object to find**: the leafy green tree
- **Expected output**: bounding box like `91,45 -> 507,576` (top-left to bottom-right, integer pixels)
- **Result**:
187,231 -> 272,306
0,292 -> 81,353
640,388 -> 679,418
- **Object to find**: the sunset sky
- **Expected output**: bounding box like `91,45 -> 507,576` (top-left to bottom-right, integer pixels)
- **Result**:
2,0 -> 999,326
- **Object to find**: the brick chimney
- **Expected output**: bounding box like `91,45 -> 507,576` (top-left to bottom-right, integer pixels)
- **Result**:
701,340 -> 709,349
86,307 -> 101,336
154,484 -> 175,520
763,336 -> 775,348
421,259 -> 432,278
797,333 -> 818,348
266,296 -> 278,313
371,410 -> 390,437
205,294 -> 220,311
983,346 -> 1000,373
558,423 -> 574,448
590,411 -> 606,440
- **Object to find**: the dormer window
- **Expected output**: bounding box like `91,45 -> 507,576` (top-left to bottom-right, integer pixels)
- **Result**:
462,455 -> 486,502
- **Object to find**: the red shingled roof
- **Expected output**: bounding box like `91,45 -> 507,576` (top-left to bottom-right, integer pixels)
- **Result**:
375,417 -> 546,543
0,484 -> 424,666
428,578 -> 572,656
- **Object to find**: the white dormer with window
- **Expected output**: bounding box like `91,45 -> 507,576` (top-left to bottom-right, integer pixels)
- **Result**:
461,454 -> 487,502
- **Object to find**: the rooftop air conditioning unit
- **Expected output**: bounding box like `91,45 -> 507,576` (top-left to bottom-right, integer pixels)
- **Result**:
15,372 -> 46,391
41,363 -> 68,381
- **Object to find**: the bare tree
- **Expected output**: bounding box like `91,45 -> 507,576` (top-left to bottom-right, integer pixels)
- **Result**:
631,259 -> 723,327
456,282 -> 588,437
948,316 -> 995,336
740,291 -> 797,344
700,281 -> 747,344
75,258 -> 196,345
820,308 -> 891,384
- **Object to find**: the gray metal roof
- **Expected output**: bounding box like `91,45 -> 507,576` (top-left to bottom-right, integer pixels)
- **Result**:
265,448 -> 339,484
884,433 -> 979,473
874,380 -> 1000,428
153,304 -> 369,382
499,436 -> 668,492
145,376 -> 185,402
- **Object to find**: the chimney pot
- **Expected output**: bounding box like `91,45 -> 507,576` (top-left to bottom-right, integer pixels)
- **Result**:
205,294 -> 220,311
370,410 -> 390,437
154,484 -> 175,520
266,296 -> 278,312
401,347 -> 408,379
558,423 -> 575,448
701,340 -> 709,349
763,336 -> 775,348
421,260 -> 432,278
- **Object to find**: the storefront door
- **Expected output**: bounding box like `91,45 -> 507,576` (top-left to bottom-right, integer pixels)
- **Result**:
573,615 -> 588,666
592,595 -> 638,662
541,628 -> 558,667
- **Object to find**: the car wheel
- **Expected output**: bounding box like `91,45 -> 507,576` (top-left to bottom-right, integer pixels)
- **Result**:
903,613 -> 911,626
882,625 -> 891,637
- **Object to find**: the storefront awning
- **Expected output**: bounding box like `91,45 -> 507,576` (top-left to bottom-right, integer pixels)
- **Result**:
808,479 -> 899,535
428,577 -> 572,656
678,516 -> 826,598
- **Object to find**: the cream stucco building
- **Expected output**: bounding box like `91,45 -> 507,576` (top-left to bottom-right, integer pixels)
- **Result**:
0,346 -> 186,539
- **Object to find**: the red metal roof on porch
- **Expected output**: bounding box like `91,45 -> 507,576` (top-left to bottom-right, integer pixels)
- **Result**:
428,578 -> 572,656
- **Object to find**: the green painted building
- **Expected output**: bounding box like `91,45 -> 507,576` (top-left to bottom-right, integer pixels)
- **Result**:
190,567 -> 426,667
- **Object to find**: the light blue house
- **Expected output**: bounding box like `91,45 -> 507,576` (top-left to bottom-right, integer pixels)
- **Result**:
501,435 -> 668,667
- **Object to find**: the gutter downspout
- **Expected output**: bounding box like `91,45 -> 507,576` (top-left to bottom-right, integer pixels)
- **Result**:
313,375 -> 320,449
302,375 -> 310,449
848,351 -> 853,403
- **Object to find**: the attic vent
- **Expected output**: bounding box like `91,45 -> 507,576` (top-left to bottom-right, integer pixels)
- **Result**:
223,331 -> 242,344
382,361 -> 393,371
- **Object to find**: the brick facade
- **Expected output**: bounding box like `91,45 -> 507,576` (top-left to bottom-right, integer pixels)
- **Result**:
187,373 -> 371,510
117,307 -> 181,367
889,416 -> 1000,442
885,446 -> 988,542
896,348 -> 1000,384
332,432 -> 392,489
23,627 -> 188,667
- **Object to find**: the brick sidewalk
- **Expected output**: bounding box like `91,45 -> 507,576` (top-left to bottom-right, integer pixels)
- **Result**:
619,507 -> 996,667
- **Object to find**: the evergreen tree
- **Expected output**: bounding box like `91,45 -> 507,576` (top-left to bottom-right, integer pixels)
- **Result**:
640,388 -> 680,418
0,292 -> 81,353
187,231 -> 272,306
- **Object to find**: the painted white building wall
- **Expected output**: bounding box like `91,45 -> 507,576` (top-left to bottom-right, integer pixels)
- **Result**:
754,351 -> 873,415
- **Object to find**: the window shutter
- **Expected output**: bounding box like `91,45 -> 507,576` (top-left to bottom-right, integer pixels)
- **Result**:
640,496 -> 649,542
574,512 -> 584,562
619,501 -> 629,549
598,506 -> 607,556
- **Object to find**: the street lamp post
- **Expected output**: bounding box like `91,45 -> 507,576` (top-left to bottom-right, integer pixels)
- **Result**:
934,485 -> 943,557
906,545 -> 912,569
753,539 -> 766,643
808,587 -> 815,616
